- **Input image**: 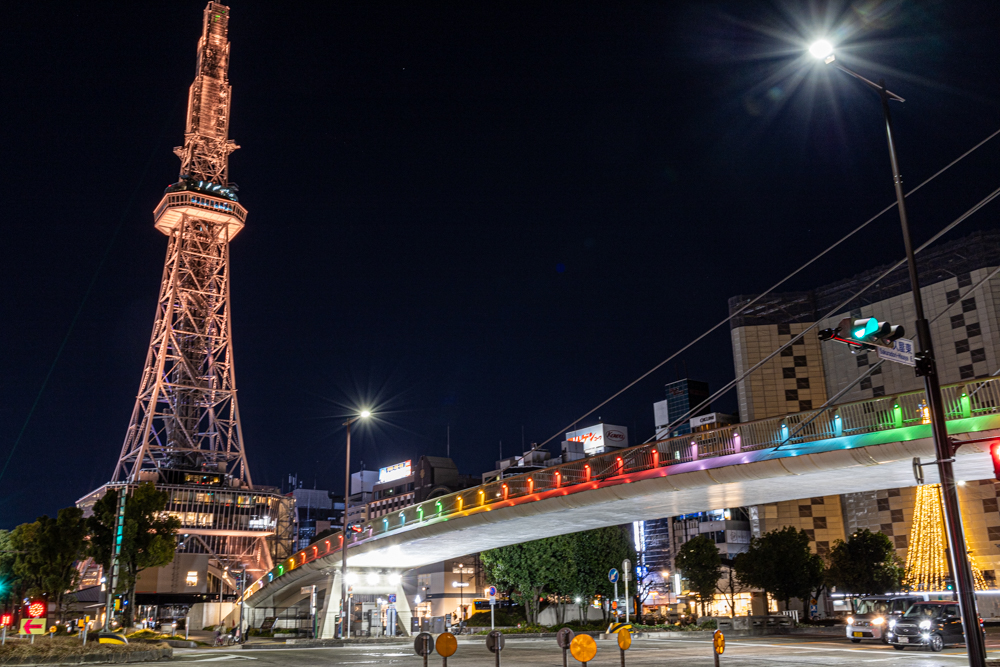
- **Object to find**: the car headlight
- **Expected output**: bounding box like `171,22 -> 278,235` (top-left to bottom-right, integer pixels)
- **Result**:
846,616 -> 854,625
888,619 -> 896,629
919,620 -> 931,630
872,617 -> 885,625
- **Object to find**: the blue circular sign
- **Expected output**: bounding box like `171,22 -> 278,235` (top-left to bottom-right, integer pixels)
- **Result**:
487,586 -> 497,597
608,568 -> 619,583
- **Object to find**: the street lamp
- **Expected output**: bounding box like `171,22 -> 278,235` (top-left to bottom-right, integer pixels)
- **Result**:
339,410 -> 371,639
810,41 -> 987,667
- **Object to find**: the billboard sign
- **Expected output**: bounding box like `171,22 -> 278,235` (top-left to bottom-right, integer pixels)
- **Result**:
565,424 -> 629,456
378,460 -> 412,484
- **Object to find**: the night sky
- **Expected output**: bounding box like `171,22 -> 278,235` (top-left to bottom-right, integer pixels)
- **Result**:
3,1 -> 1000,528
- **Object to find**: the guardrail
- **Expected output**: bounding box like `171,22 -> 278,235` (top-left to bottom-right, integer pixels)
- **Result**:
244,375 -> 1000,601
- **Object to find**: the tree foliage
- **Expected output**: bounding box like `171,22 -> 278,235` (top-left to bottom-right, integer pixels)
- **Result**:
674,535 -> 721,616
481,526 -> 636,624
88,483 -> 180,621
734,526 -> 825,611
8,508 -> 88,619
827,529 -> 904,595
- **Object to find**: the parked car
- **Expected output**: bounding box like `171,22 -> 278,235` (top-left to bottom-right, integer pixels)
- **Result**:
886,600 -> 983,652
846,595 -> 922,643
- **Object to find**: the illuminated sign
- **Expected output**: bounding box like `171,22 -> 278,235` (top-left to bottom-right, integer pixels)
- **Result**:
27,602 -> 45,618
378,460 -> 412,484
564,424 -> 629,456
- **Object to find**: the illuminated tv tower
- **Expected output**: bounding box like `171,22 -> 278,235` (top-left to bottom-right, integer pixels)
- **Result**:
115,2 -> 249,485
81,2 -> 292,592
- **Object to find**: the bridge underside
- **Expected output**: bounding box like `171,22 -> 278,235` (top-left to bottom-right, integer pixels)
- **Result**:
248,419 -> 1000,620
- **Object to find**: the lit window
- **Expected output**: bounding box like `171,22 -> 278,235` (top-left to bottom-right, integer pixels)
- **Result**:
186,571 -> 198,586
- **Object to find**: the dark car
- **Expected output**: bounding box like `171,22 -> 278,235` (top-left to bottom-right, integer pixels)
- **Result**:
887,601 -> 982,652
846,595 -> 923,643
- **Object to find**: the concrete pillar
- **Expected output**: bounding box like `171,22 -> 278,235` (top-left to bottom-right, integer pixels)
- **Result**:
318,570 -> 342,639
394,579 -> 412,637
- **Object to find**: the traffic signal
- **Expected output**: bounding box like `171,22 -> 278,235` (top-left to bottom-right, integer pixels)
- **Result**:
990,442 -> 1000,480
818,317 -> 905,350
25,601 -> 45,619
0,614 -> 11,627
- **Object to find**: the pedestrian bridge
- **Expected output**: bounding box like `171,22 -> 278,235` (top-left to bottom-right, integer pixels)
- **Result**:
243,376 -> 1000,634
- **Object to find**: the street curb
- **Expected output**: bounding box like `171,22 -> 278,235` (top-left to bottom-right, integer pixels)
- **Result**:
0,646 -> 172,665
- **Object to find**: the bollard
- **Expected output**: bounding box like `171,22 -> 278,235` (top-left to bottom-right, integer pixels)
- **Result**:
556,627 -> 575,667
713,629 -> 725,667
435,631 -> 457,667
486,630 -> 504,666
569,634 -> 597,665
413,632 -> 433,667
617,627 -> 631,666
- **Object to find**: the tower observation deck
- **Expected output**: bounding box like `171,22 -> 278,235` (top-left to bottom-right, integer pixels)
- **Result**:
79,2 -> 291,600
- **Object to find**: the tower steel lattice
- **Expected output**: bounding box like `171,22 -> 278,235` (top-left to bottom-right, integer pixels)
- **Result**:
115,2 -> 250,486
79,3 -> 295,585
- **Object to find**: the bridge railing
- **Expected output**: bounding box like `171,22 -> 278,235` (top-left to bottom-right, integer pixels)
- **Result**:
244,375 -> 1000,602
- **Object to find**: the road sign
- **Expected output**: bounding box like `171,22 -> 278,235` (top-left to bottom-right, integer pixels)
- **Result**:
617,628 -> 631,650
388,594 -> 396,604
20,619 -> 45,635
0,614 -> 11,627
413,632 -> 433,656
486,630 -> 505,653
570,633 -> 597,663
556,627 -> 575,649
877,337 -> 915,367
489,595 -> 496,605
714,630 -> 725,654
623,559 -> 631,581
487,585 -> 497,597
608,568 -> 619,583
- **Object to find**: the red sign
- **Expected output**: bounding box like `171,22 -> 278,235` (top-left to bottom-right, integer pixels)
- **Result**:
27,602 -> 45,618
0,614 -> 11,627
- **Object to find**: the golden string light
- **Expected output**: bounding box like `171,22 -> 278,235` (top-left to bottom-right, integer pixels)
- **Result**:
904,484 -> 986,591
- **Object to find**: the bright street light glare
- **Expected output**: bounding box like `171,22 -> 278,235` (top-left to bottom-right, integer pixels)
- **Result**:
809,40 -> 833,59
360,410 -> 371,419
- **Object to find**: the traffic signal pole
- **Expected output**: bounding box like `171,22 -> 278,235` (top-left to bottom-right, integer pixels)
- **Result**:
876,80 -> 987,667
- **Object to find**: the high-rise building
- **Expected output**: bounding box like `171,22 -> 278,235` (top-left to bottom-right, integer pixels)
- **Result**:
727,231 -> 1000,616
78,2 -> 292,606
654,379 -> 711,438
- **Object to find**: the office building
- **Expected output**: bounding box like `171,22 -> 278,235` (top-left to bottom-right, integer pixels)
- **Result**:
654,379 -> 711,438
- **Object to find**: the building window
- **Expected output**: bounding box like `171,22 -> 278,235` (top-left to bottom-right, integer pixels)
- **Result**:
860,377 -> 873,390
951,314 -> 965,329
856,353 -> 869,367
777,323 -> 791,335
793,356 -> 807,367
780,347 -> 794,357
798,400 -> 813,411
958,272 -> 972,288
894,535 -> 908,549
960,365 -> 975,380
971,348 -> 987,363
782,367 -> 796,379
946,289 -> 960,304
955,339 -> 970,354
785,389 -> 798,401
798,505 -> 812,517
186,572 -> 198,587
872,386 -> 885,397
967,322 -> 982,338
796,378 -> 810,389
962,297 -> 977,312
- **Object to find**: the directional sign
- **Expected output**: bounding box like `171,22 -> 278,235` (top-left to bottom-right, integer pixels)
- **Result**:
608,568 -> 619,583
877,337 -> 916,367
20,619 -> 45,635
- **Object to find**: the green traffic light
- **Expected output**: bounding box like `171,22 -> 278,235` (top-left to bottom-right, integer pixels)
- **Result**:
854,318 -> 879,340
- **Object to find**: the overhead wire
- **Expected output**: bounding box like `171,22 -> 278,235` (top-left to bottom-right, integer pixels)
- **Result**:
658,182 -> 1000,438
526,126 -> 1000,455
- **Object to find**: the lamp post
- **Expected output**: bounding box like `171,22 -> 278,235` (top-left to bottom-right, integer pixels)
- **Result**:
810,41 -> 986,667
339,410 -> 371,639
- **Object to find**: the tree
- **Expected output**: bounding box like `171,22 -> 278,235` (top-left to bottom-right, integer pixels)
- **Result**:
734,526 -> 825,612
8,509 -> 88,621
716,558 -> 749,618
88,483 -> 180,623
827,529 -> 904,596
674,535 -> 721,617
0,530 -> 18,608
481,525 -> 636,625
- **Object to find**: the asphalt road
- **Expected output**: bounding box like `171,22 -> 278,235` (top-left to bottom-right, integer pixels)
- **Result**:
171,635 -> 1000,666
